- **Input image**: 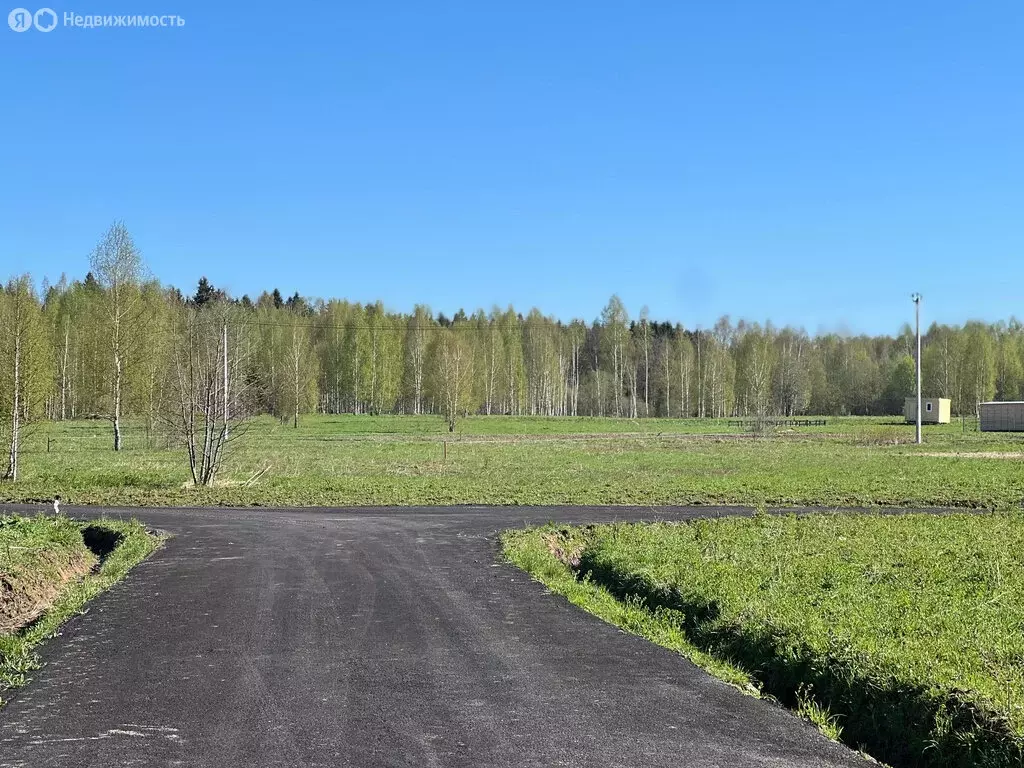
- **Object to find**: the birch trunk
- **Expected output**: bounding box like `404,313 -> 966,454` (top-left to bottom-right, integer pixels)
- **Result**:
113,352 -> 122,451
5,335 -> 21,481
60,323 -> 69,420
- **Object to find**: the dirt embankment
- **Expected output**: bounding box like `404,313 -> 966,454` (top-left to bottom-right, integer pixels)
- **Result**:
0,540 -> 97,635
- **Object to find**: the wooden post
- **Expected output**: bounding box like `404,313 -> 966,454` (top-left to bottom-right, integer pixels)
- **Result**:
443,441 -> 448,461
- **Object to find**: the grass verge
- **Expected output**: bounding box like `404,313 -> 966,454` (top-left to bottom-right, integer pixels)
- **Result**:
1,415 -> 1023,508
503,513 -> 1024,768
0,514 -> 162,703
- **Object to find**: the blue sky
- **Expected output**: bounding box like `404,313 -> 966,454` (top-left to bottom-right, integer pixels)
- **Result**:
2,1 -> 1022,334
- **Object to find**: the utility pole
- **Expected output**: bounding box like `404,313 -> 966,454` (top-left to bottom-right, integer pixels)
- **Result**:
912,293 -> 922,444
222,321 -> 228,442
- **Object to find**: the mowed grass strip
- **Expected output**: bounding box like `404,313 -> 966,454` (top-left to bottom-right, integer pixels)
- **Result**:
0,515 -> 161,702
505,513 -> 1024,767
2,415 -> 1024,508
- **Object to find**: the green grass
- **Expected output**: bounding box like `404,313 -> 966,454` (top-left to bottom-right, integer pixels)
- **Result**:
2,414 -> 1023,508
0,514 -> 161,703
504,513 -> 1024,767
0,514 -> 94,641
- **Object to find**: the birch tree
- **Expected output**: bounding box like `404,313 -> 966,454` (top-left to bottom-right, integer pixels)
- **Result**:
639,306 -> 651,416
283,313 -> 319,428
600,296 -> 628,417
164,302 -> 253,486
774,328 -> 810,416
734,322 -> 775,418
657,334 -> 673,417
677,331 -> 694,417
994,321 -> 1023,401
89,221 -> 147,450
481,308 -> 506,415
499,308 -> 525,415
402,305 -> 432,414
960,322 -> 996,416
567,320 -> 585,416
429,327 -> 475,431
1,277 -> 53,481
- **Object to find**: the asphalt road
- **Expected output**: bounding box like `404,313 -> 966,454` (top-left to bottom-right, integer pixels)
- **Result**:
0,506 -> 869,767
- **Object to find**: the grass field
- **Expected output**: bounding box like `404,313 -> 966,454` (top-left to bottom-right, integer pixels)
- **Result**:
0,514 -> 160,702
6,417 -> 1024,763
503,513 -> 1024,767
1,414 -> 1022,508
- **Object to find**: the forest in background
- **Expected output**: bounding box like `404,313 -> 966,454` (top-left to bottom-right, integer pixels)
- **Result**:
0,223 -> 1015,481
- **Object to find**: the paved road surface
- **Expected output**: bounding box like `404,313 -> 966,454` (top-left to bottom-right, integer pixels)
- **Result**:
0,506 -> 868,767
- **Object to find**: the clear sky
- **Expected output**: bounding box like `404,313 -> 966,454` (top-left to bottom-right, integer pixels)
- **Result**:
2,1 -> 1021,335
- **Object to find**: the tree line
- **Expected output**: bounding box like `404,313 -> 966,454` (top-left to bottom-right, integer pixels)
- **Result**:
1,223 -> 1015,481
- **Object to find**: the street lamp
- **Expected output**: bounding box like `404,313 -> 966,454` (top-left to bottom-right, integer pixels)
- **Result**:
911,293 -> 922,444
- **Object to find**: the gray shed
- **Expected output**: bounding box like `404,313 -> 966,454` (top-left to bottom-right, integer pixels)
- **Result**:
979,401 -> 1024,432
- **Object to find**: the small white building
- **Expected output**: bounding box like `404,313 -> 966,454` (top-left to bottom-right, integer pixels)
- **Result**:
904,397 -> 951,424
979,401 -> 1024,432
